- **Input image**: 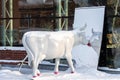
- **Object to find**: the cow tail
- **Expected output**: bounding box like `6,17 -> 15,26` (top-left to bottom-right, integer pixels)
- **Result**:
22,33 -> 34,66
19,55 -> 28,72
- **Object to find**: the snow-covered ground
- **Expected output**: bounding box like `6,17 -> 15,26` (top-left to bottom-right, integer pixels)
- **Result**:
1,65 -> 120,80
1,45 -> 120,80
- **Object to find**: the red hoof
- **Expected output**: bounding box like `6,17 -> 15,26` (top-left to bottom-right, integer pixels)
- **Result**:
71,71 -> 74,74
54,72 -> 59,74
32,73 -> 40,79
87,42 -> 91,46
37,73 -> 40,76
33,76 -> 37,78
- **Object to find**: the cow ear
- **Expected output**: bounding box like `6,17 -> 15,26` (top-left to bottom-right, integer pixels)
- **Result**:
77,31 -> 85,39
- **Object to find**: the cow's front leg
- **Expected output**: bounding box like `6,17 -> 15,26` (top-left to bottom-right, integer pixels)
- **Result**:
65,53 -> 75,73
54,58 -> 60,74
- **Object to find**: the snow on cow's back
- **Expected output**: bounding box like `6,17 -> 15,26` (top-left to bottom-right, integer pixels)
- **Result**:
23,30 -> 74,37
49,31 -> 74,41
23,31 -> 51,38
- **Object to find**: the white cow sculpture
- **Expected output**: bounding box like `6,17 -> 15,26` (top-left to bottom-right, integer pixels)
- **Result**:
22,25 -> 90,79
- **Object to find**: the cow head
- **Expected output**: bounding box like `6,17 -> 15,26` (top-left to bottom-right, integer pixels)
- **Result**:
87,29 -> 102,53
73,24 -> 88,46
89,29 -> 102,43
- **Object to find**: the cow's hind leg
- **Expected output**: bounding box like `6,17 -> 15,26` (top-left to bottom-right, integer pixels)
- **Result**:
32,60 -> 39,79
65,54 -> 75,73
31,54 -> 45,80
36,54 -> 46,75
54,58 -> 60,74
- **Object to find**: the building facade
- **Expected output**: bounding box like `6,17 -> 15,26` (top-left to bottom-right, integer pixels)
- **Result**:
0,0 -> 107,46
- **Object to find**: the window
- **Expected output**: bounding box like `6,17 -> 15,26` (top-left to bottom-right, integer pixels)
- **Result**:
98,0 -> 120,69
